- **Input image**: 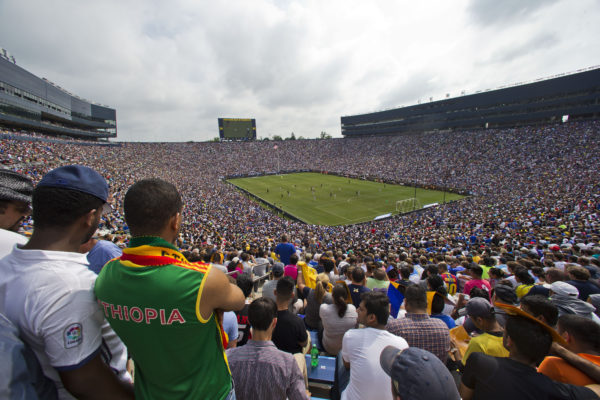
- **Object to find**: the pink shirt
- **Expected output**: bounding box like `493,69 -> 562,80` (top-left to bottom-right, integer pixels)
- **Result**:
463,279 -> 492,299
284,265 -> 298,281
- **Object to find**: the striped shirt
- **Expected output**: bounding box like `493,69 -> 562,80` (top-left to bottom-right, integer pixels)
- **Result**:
386,313 -> 451,362
226,340 -> 308,400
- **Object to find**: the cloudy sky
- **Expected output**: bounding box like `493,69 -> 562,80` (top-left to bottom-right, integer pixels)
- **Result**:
1,0 -> 599,142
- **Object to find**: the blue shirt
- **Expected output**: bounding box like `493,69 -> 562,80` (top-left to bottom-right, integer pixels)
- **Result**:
275,242 -> 296,265
87,240 -> 122,274
348,284 -> 371,308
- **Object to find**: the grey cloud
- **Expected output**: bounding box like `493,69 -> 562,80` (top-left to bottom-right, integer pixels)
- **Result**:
485,32 -> 559,65
467,0 -> 560,26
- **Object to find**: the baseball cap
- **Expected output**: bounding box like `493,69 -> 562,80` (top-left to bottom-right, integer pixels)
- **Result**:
37,165 -> 110,213
544,281 -> 579,297
0,169 -> 33,203
272,262 -> 284,277
466,297 -> 495,319
38,165 -> 108,201
380,346 -> 460,400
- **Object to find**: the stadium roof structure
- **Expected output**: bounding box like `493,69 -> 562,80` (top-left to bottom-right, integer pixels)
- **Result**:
341,67 -> 600,136
0,53 -> 116,140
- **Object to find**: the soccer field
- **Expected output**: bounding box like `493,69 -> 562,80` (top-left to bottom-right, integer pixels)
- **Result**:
227,172 -> 464,226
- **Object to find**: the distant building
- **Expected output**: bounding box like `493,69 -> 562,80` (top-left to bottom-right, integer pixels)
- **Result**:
0,50 -> 116,140
341,67 -> 600,137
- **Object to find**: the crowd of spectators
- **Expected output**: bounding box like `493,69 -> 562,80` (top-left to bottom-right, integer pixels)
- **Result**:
2,120 -> 600,398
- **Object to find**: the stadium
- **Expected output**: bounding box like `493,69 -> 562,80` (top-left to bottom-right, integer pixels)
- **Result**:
2,33 -> 600,400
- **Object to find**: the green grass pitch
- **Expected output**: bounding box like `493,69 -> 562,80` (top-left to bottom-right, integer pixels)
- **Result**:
227,172 -> 465,226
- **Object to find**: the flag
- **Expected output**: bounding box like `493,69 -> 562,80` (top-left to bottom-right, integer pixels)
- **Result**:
298,261 -> 317,289
273,145 -> 278,150
387,281 -> 404,318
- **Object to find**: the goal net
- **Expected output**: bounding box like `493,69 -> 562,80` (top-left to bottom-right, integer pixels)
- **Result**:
396,198 -> 420,213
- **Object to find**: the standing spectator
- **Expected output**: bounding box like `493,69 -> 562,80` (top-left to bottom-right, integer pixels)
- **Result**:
275,234 -> 296,265
547,281 -> 599,321
262,262 -> 285,302
0,165 -> 132,399
94,178 -> 245,399
79,235 -> 122,274
226,297 -> 309,400
334,292 -> 408,400
320,284 -> 357,355
0,169 -> 33,256
386,285 -> 451,362
271,276 -> 309,389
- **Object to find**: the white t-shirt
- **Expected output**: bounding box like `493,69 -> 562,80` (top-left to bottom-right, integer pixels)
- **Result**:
0,246 -> 129,399
341,327 -> 409,400
0,228 -> 27,258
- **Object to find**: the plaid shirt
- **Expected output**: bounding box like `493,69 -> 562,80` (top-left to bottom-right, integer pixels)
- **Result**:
386,313 -> 451,362
226,340 -> 308,400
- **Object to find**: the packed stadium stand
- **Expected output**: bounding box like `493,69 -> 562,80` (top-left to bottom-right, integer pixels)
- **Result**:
0,50 -> 116,140
341,67 -> 600,136
2,120 -> 599,254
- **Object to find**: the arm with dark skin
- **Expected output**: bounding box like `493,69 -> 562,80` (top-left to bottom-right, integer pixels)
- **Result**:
59,354 -> 134,400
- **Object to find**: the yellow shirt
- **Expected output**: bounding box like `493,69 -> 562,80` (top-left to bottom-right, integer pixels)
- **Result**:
516,284 -> 533,299
462,332 -> 509,365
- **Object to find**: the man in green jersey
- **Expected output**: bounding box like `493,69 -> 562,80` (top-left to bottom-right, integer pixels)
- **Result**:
95,179 -> 245,399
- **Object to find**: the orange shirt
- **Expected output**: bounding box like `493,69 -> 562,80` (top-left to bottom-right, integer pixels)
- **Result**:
538,353 -> 600,386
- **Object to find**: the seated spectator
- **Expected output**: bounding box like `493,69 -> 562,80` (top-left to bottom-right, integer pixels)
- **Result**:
519,294 -> 558,326
547,281 -> 599,321
366,266 -> 389,291
526,268 -> 566,298
387,285 -> 450,362
228,257 -> 244,279
439,262 -> 459,295
462,297 -> 509,365
320,283 -> 357,355
380,346 -> 460,400
235,273 -> 254,346
462,264 -> 491,299
566,265 -> 600,301
297,271 -> 331,347
431,286 -> 456,329
491,282 -> 518,327
538,314 -> 600,386
226,297 -> 309,400
514,267 -> 535,299
334,292 -> 408,400
347,267 -> 371,308
460,314 -> 600,399
284,253 -> 300,281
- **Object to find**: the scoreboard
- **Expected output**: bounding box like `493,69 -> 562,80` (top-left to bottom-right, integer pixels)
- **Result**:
218,118 -> 256,140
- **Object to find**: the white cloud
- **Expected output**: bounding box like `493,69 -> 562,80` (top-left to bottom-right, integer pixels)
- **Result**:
0,0 -> 599,141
